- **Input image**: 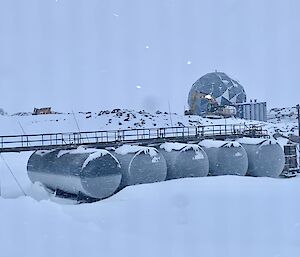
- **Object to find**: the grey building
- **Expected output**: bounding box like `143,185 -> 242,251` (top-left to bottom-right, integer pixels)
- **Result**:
235,100 -> 267,121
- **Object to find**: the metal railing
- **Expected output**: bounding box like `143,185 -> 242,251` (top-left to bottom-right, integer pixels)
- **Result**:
0,123 -> 268,152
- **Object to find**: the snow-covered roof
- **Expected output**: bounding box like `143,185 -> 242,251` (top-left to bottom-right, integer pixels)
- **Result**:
160,142 -> 205,159
82,150 -> 118,169
160,142 -> 201,152
57,146 -> 98,158
199,139 -> 241,148
236,137 -> 277,145
115,144 -> 158,157
34,149 -> 57,156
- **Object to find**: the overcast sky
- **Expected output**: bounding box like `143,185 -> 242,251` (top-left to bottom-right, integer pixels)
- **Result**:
0,0 -> 299,114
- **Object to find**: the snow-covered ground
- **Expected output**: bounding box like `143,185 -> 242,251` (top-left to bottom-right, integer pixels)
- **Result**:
0,109 -> 219,135
0,110 -> 300,257
1,154 -> 300,257
0,108 -> 293,136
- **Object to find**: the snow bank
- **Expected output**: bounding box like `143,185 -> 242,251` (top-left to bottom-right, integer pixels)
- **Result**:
26,182 -> 51,201
1,176 -> 300,257
0,141 -> 299,257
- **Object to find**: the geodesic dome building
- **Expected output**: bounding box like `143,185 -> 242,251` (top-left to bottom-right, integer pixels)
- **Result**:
188,71 -> 247,115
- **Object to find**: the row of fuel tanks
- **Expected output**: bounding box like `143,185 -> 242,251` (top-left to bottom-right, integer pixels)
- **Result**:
27,137 -> 285,201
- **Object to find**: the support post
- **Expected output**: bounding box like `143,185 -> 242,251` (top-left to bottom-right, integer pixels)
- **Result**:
297,104 -> 300,137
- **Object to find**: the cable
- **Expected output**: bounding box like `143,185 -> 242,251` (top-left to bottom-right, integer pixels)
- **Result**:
0,153 -> 27,196
18,121 -> 26,135
18,121 -> 31,147
72,110 -> 81,133
72,110 -> 90,144
168,100 -> 174,128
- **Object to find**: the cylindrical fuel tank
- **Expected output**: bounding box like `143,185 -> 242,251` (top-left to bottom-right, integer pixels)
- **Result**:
199,140 -> 248,176
236,138 -> 285,177
112,145 -> 167,189
27,147 -> 122,200
159,142 -> 209,180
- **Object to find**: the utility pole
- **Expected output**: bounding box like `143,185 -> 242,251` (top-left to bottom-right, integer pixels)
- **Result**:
297,104 -> 300,137
296,104 -> 300,173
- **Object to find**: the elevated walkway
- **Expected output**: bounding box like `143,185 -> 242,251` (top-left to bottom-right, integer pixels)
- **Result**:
0,124 -> 268,153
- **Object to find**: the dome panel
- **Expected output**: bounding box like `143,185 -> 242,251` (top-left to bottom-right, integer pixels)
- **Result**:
188,71 -> 247,115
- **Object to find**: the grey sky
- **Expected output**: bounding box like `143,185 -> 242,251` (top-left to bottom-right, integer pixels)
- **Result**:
0,0 -> 299,114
